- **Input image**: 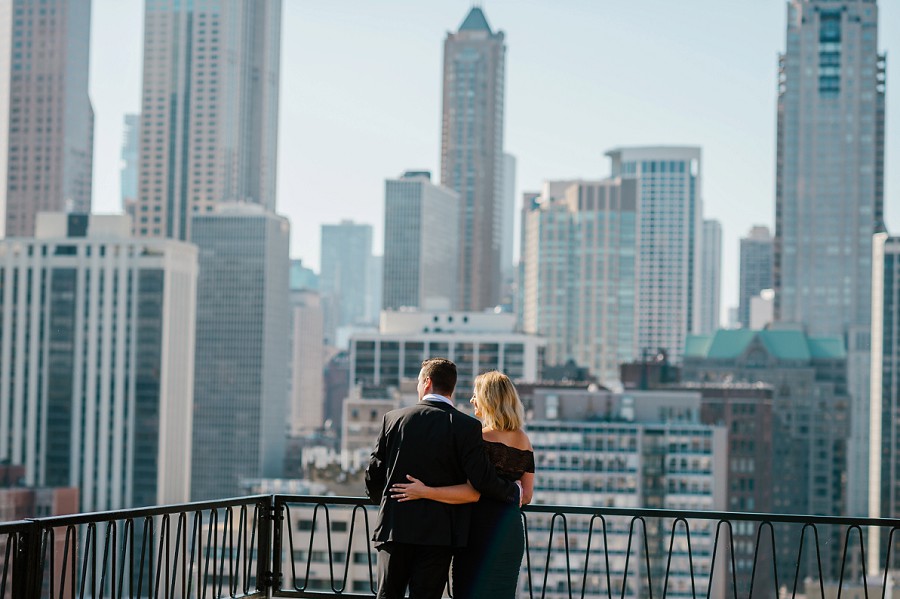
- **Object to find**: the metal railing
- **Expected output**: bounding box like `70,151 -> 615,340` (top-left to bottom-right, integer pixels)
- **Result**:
4,495 -> 900,598
0,495 -> 270,599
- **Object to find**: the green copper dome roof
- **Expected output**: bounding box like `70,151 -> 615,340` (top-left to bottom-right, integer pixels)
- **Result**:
683,329 -> 846,361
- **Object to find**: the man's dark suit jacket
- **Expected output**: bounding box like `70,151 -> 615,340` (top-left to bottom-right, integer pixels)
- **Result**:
365,399 -> 520,548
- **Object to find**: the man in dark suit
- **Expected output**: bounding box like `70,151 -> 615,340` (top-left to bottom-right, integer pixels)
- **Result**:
365,357 -> 521,599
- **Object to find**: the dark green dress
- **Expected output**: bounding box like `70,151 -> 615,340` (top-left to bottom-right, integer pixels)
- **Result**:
452,441 -> 535,599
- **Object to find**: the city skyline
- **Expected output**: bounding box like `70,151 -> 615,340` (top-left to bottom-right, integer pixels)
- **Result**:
88,0 -> 900,319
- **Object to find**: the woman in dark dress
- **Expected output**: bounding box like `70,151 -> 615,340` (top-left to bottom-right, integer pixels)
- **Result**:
390,371 -> 535,599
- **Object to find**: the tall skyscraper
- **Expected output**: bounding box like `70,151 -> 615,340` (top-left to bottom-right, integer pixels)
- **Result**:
320,221 -> 374,345
738,225 -> 773,328
136,0 -> 282,240
382,170 -> 459,311
0,213 -> 197,511
607,147 -> 702,362
0,0 -> 93,237
775,0 -> 884,332
698,219 -> 722,334
190,205 -> 290,500
440,7 -> 506,311
774,0 -> 884,518
120,114 -> 140,217
521,179 -> 638,384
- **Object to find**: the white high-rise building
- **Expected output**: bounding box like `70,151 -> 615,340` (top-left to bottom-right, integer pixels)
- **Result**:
382,171 -> 459,311
607,147 -> 702,362
135,0 -> 282,240
698,219 -> 722,334
522,178 -> 638,384
0,213 -> 197,511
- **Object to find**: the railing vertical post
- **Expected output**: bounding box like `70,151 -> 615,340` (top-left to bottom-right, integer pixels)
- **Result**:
256,496 -> 272,596
256,495 -> 282,597
270,496 -> 284,594
13,521 -> 43,599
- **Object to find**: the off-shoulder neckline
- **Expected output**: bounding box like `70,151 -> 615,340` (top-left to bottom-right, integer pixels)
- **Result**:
483,439 -> 534,454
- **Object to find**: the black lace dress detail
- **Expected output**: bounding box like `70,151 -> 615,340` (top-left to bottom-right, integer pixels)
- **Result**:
483,440 -> 536,481
452,441 -> 534,599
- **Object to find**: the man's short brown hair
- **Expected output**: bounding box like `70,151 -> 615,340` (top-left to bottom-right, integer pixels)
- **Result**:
420,358 -> 457,397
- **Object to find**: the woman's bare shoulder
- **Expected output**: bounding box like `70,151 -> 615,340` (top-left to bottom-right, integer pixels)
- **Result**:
514,429 -> 534,452
483,428 -> 532,452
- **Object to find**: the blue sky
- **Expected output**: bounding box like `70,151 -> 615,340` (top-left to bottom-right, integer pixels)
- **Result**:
89,1 -> 900,319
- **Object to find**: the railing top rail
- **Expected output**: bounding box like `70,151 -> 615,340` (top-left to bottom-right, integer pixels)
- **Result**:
4,493 -> 900,530
19,494 -> 270,527
0,519 -> 33,534
274,495 -> 376,508
272,494 -> 900,528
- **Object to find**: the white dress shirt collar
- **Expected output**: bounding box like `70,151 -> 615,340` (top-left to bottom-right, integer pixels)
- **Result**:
422,393 -> 454,407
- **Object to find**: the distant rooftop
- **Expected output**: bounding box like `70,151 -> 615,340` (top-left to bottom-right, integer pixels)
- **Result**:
459,7 -> 492,33
684,328 -> 846,361
400,170 -> 431,181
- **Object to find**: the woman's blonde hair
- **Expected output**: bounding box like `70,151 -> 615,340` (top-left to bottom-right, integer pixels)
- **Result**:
473,371 -> 524,431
